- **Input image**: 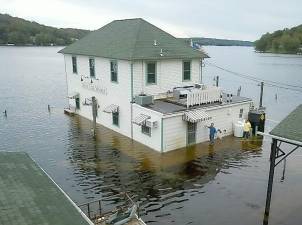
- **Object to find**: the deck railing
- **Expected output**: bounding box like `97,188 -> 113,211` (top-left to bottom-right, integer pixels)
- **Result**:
186,86 -> 222,108
78,192 -> 140,222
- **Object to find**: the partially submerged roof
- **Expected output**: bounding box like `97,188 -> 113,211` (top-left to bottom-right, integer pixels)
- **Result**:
59,18 -> 209,60
270,104 -> 302,144
0,152 -> 92,225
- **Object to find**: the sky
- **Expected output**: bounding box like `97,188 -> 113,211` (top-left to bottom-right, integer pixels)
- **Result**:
1,0 -> 302,41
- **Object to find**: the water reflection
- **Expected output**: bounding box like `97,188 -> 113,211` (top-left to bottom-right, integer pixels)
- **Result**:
65,115 -> 263,223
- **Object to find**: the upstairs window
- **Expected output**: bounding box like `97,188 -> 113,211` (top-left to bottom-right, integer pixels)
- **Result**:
146,62 -> 156,84
112,111 -> 119,126
89,58 -> 95,78
72,56 -> 77,74
110,60 -> 118,82
183,61 -> 191,81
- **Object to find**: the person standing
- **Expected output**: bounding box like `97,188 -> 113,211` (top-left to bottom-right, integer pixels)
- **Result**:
206,123 -> 217,145
243,119 -> 251,139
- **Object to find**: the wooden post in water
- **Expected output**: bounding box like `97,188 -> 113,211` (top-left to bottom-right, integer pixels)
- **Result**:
263,138 -> 277,225
259,82 -> 264,108
216,76 -> 219,87
91,96 -> 97,137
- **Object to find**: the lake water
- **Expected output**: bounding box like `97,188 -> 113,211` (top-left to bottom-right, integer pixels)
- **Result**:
0,46 -> 301,225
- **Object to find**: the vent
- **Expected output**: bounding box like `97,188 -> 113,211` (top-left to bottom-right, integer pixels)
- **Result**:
160,49 -> 163,57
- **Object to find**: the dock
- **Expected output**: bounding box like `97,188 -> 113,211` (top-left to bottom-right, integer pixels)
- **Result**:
0,152 -> 93,225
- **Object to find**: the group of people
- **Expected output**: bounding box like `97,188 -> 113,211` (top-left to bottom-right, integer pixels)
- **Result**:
206,119 -> 252,145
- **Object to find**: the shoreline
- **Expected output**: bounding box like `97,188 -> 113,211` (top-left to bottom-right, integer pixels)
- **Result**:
255,50 -> 302,55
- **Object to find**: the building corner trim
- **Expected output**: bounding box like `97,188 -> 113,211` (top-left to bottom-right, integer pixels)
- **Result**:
161,118 -> 164,153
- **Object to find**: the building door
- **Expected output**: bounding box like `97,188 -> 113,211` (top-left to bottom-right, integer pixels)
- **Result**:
187,122 -> 196,145
75,97 -> 80,110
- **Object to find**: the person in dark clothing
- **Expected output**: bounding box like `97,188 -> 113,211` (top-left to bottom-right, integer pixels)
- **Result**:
206,123 -> 217,145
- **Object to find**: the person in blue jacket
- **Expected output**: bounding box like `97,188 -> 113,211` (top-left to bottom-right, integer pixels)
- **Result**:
206,123 -> 217,145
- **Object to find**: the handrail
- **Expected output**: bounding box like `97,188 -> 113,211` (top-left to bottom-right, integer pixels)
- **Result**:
77,192 -> 140,221
186,87 -> 222,108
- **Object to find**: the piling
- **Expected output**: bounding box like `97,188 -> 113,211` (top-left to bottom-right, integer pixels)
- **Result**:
263,138 -> 277,225
4,110 -> 7,117
237,86 -> 241,96
91,96 -> 97,137
259,82 -> 264,108
216,76 -> 219,87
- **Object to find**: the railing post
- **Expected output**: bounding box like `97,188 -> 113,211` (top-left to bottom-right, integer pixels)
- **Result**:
87,203 -> 91,219
99,200 -> 102,216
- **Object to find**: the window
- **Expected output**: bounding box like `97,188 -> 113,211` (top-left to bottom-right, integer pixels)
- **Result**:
110,61 -> 118,82
112,111 -> 119,126
183,61 -> 191,81
146,62 -> 156,84
89,58 -> 95,78
141,124 -> 151,136
72,56 -> 77,74
239,108 -> 244,118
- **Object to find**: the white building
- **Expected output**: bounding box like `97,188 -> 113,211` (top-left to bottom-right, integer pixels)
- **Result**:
60,18 -> 252,152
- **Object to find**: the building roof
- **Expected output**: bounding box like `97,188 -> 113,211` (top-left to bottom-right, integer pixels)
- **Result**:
0,152 -> 92,225
59,18 -> 209,60
144,94 -> 252,114
270,104 -> 302,144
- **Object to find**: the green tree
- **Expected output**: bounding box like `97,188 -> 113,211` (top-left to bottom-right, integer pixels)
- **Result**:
255,33 -> 270,52
255,25 -> 302,54
280,34 -> 300,53
7,31 -> 29,45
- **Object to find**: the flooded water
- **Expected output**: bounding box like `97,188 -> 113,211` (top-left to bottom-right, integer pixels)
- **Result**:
0,46 -> 301,225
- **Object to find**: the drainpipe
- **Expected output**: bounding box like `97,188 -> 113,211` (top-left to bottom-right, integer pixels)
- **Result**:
130,62 -> 134,140
200,58 -> 203,84
141,60 -> 144,93
161,118 -> 164,153
64,55 -> 69,107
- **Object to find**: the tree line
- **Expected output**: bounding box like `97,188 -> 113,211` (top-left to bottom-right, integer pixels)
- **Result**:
255,25 -> 302,54
0,13 -> 89,46
190,37 -> 253,46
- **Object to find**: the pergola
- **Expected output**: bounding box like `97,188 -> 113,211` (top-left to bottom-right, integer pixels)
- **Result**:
258,104 -> 302,225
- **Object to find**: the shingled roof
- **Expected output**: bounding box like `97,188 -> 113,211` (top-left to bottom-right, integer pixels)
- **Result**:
59,18 -> 209,60
270,104 -> 302,144
0,152 -> 92,225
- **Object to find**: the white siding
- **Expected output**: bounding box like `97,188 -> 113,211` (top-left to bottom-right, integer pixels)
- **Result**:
65,54 -> 132,137
132,104 -> 163,152
163,116 -> 187,152
163,102 -> 251,152
204,103 -> 250,138
132,59 -> 201,96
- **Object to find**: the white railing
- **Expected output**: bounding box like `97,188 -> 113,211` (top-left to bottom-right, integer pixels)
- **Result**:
186,86 -> 222,108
